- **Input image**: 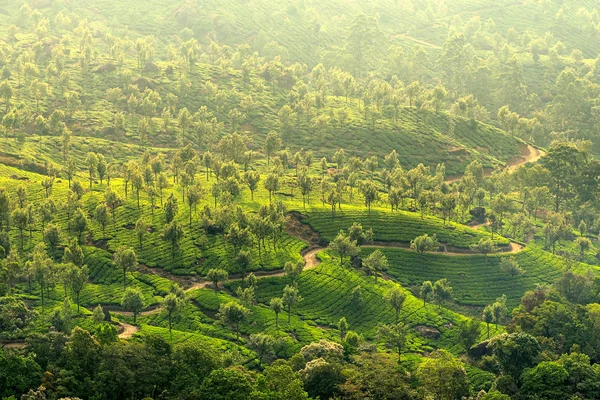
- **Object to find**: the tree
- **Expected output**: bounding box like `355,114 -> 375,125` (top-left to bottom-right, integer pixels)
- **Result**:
94,204 -> 109,237
93,304 -> 105,324
1,249 -> 20,294
12,207 -> 29,249
162,292 -> 184,339
284,260 -> 304,284
420,280 -> 433,307
96,154 -> 107,184
135,218 -> 148,249
541,143 -> 587,212
470,238 -> 497,259
297,172 -> 313,209
499,256 -> 524,287
347,223 -> 373,245
491,332 -> 540,381
244,171 -> 260,201
225,223 -> 251,254
416,349 -> 470,400
218,301 -> 249,342
521,361 -> 568,400
282,284 -> 302,323
0,80 -> 13,112
360,180 -> 379,215
483,304 -> 494,339
85,152 -> 98,190
71,208 -> 88,244
63,239 -> 84,267
186,185 -> 202,228
162,220 -> 183,260
121,287 -> 145,323
236,250 -> 252,284
164,193 -> 179,224
264,364 -> 309,400
113,246 -> 137,290
69,264 -> 88,315
207,268 -> 228,289
346,13 -> 382,77
0,188 -> 10,231
458,318 -> 481,351
199,368 -> 254,400
264,173 -> 279,203
270,297 -> 283,328
410,234 -> 439,254
248,333 -> 275,365
264,131 -> 282,167
574,236 -> 592,259
491,295 -> 507,326
104,188 -> 122,221
433,278 -> 453,309
338,317 -> 348,340
328,230 -> 359,267
377,323 -> 407,363
386,287 -> 406,323
31,243 -> 53,311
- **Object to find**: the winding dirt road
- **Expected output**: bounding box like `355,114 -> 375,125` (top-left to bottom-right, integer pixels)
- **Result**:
364,240 -> 523,256
108,245 -> 324,328
118,322 -> 140,339
445,144 -> 545,184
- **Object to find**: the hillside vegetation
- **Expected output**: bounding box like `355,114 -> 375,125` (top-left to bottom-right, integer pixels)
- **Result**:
4,1 -> 600,400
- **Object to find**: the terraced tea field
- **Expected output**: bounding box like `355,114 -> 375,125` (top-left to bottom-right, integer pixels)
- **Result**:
305,209 -> 510,248
362,245 -> 583,312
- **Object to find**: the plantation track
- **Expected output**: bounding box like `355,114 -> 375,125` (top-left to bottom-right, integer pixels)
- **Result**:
107,244 -> 324,329
118,322 -> 140,339
507,145 -> 543,172
87,207 -> 526,339
364,241 -> 523,256
445,144 -> 544,184
389,33 -> 441,49
1,342 -> 27,349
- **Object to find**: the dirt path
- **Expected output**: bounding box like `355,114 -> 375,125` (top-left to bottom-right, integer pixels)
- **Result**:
470,221 -> 489,230
1,342 -> 27,349
118,322 -> 140,339
508,145 -> 543,172
445,144 -> 544,184
107,244 -> 324,333
182,246 -> 324,292
389,33 -> 441,49
302,248 -> 321,269
364,240 -> 523,256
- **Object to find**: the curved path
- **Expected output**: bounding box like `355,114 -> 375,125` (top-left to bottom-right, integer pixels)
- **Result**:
364,240 -> 523,256
108,245 -> 324,325
508,145 -> 543,172
118,322 -> 140,339
445,144 -> 545,184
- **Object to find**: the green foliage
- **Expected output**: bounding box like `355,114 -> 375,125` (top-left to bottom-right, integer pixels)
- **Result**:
308,210 -> 509,249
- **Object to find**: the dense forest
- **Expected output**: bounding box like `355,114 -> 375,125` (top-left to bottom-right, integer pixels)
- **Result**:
3,0 -> 600,399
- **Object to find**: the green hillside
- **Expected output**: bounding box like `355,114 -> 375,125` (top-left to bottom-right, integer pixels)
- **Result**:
4,0 -> 600,399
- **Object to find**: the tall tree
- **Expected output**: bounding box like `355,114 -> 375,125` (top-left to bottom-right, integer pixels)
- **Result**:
121,287 -> 145,323
85,152 -> 98,190
269,297 -> 283,328
363,249 -> 388,281
113,246 -> 137,290
328,230 -> 359,267
218,301 -> 249,342
386,287 -> 406,323
69,264 -> 88,315
282,284 -> 302,323
163,220 -> 183,260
